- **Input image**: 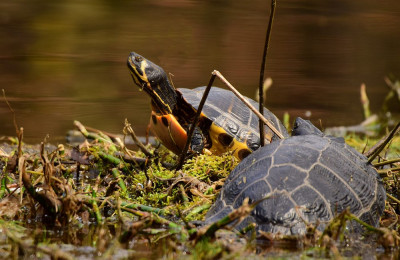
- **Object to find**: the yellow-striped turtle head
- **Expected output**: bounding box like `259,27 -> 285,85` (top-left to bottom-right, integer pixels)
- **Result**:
127,52 -> 177,114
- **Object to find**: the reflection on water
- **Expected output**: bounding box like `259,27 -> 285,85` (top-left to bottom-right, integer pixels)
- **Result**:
0,0 -> 399,143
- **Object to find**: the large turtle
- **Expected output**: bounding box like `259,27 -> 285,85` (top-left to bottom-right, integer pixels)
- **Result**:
205,117 -> 386,235
127,52 -> 289,160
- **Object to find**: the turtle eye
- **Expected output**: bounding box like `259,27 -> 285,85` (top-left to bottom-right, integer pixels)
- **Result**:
135,56 -> 143,62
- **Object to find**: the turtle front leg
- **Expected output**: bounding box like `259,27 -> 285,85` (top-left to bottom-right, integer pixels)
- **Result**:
188,126 -> 205,154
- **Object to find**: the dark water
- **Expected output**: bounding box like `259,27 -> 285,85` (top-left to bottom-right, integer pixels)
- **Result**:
1,0 -> 400,143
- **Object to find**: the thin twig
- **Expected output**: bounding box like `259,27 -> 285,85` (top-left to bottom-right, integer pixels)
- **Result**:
177,70 -> 285,169
365,121 -> 400,158
360,83 -> 371,119
123,119 -> 152,157
366,121 -> 400,163
40,141 -> 53,186
374,158 -> 400,167
98,152 -> 130,173
3,89 -> 24,161
258,0 -> 277,147
0,177 -> 6,199
84,125 -> 120,140
111,168 -> 127,193
387,193 -> 400,205
113,151 -> 174,169
2,89 -> 19,136
17,127 -> 23,159
114,137 -> 142,169
176,74 -> 216,170
384,76 -> 400,100
90,189 -> 103,224
74,121 -> 112,144
377,167 -> 400,175
213,70 -> 285,139
17,127 -> 24,204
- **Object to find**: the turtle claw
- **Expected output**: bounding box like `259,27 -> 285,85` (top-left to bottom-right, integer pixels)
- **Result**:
188,126 -> 205,154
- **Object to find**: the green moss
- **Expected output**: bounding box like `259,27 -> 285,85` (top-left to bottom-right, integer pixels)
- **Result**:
2,117 -> 399,259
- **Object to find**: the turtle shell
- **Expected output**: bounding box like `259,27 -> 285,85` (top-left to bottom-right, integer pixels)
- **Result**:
178,86 -> 289,159
205,129 -> 386,235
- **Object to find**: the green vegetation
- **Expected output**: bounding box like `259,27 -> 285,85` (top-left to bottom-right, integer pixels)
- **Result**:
0,81 -> 399,259
0,118 -> 399,259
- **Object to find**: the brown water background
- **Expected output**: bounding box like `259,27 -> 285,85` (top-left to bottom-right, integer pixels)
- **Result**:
1,0 -> 399,143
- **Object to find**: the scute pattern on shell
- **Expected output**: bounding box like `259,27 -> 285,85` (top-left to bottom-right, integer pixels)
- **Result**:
205,134 -> 386,235
178,86 -> 289,150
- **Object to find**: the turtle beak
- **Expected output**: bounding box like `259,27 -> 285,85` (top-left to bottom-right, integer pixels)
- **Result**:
127,53 -> 148,90
127,52 -> 177,115
127,53 -> 159,95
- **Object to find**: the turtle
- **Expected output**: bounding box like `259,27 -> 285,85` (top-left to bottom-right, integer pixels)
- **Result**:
205,117 -> 386,235
127,52 -> 289,160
